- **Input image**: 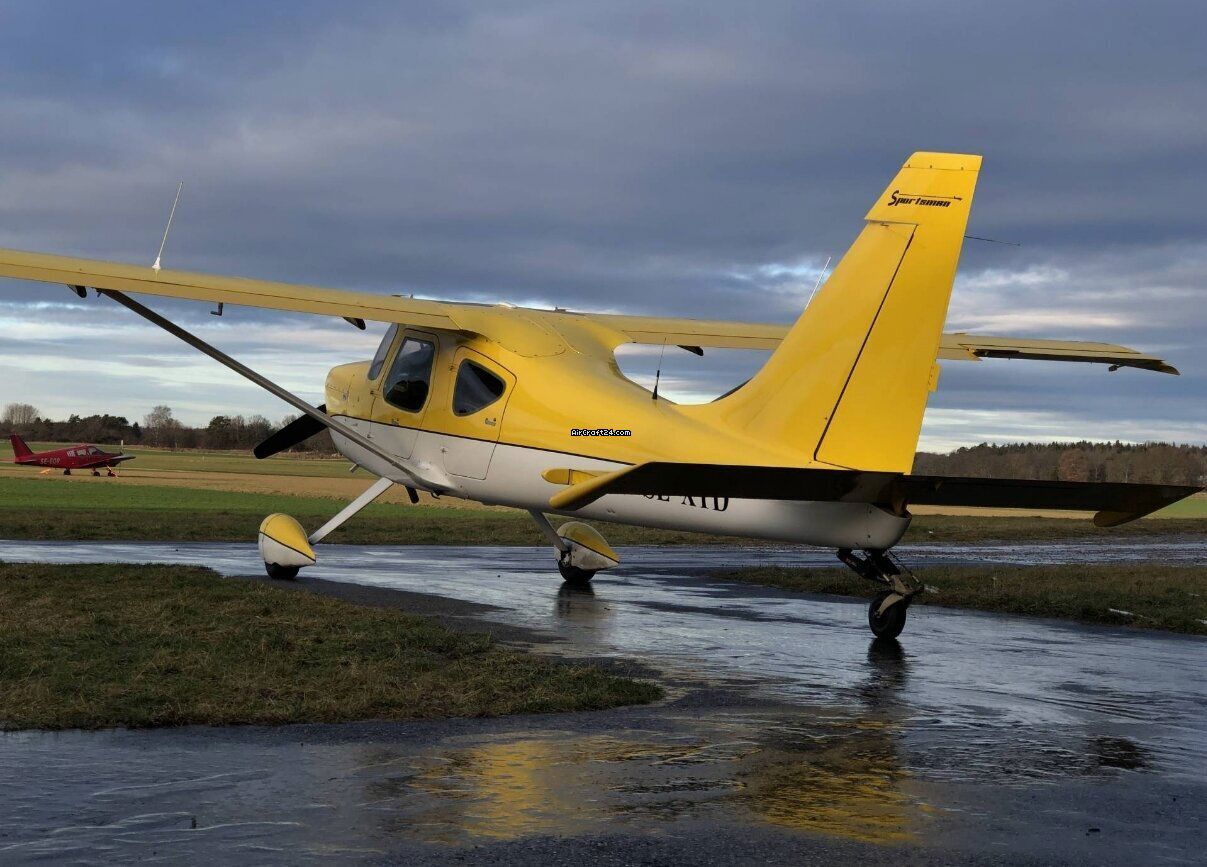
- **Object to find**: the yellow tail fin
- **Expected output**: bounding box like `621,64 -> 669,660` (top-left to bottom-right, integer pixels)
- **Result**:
710,152 -> 981,472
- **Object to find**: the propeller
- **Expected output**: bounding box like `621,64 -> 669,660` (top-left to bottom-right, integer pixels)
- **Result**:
253,405 -> 328,459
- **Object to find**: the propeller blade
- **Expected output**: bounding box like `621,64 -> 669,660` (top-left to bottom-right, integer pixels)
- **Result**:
254,405 -> 328,459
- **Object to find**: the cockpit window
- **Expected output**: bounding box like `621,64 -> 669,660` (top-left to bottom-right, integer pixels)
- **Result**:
368,324 -> 399,381
383,337 -> 435,413
452,360 -> 506,416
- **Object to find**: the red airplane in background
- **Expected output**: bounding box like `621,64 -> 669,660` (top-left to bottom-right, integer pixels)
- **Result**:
9,434 -> 135,476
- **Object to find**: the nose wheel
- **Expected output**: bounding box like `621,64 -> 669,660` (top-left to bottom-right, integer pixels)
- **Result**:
266,563 -> 301,581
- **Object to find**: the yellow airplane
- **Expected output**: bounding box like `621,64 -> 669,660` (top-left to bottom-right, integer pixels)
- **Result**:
0,151 -> 1198,639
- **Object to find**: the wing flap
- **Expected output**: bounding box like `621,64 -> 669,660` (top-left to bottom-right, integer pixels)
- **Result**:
577,312 -> 786,350
547,461 -> 1199,525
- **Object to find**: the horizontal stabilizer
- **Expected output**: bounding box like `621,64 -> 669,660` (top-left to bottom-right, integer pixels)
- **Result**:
547,461 -> 1200,527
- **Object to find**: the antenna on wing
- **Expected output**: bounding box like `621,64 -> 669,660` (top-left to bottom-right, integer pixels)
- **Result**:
152,181 -> 184,272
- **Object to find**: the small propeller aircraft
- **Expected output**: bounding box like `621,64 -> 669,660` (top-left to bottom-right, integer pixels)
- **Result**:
0,152 -> 1198,639
8,433 -> 135,476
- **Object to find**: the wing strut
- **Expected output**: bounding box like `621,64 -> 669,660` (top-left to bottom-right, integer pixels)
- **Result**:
97,288 -> 444,491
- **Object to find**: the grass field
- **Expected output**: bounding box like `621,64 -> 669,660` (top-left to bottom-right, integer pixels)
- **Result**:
721,564 -> 1207,635
0,562 -> 660,730
0,440 -> 353,478
1149,494 -> 1207,518
0,477 -> 724,544
1,475 -> 1204,545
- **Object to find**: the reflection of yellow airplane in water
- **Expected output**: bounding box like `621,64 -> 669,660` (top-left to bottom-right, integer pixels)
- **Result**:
1,152 -> 1199,639
391,645 -> 918,845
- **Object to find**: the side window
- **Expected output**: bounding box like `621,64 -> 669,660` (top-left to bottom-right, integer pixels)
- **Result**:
368,324 -> 399,381
452,360 -> 506,416
383,337 -> 435,413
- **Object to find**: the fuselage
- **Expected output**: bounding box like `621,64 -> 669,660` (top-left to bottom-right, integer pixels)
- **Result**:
13,443 -> 133,470
323,322 -> 911,550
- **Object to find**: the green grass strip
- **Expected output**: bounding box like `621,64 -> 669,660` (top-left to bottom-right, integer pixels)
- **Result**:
0,563 -> 660,730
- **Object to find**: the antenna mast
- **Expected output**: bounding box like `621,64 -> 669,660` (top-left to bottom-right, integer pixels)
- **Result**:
152,181 -> 184,272
651,339 -> 669,401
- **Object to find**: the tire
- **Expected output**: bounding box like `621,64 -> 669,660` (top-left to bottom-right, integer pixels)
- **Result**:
265,562 -> 300,581
558,561 -> 596,587
868,591 -> 908,639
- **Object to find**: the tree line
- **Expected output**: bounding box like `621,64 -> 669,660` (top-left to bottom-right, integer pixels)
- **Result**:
2,403 -> 334,454
914,441 -> 1207,486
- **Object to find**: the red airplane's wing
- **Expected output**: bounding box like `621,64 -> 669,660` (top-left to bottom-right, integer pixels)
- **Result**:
75,453 -> 136,468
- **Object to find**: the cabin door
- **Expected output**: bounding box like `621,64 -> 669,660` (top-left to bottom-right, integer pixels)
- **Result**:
436,348 -> 515,480
367,329 -> 440,460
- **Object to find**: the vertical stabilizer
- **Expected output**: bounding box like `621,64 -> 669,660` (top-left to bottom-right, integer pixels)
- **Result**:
9,433 -> 33,461
709,152 -> 980,472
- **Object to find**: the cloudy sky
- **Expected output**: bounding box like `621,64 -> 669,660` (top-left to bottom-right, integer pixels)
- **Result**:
1,1 -> 1203,450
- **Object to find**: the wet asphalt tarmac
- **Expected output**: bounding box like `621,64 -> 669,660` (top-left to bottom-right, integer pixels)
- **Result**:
0,539 -> 1204,865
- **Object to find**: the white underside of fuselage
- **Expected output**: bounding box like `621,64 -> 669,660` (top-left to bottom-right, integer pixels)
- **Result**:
329,416 -> 911,551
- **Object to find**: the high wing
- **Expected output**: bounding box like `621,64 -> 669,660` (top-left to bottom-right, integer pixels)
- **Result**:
545,462 -> 1201,526
562,311 -> 1178,374
0,246 -> 1177,373
937,332 -> 1177,374
0,247 -> 460,331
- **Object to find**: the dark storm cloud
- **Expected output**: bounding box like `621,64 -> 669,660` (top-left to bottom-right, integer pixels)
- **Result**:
0,0 -> 1203,441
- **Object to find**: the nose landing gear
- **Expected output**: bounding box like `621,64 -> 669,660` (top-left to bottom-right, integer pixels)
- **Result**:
837,548 -> 920,639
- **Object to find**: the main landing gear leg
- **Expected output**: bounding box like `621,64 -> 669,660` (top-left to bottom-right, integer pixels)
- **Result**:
837,548 -> 921,640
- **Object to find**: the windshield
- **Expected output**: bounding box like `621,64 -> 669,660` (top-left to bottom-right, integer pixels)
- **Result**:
368,324 -> 399,380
